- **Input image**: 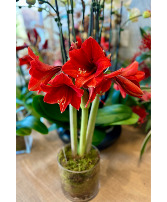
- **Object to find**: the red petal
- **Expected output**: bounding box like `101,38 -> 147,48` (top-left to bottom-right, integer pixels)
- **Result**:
28,77 -> 44,92
95,57 -> 111,76
49,73 -> 74,87
115,75 -> 144,98
70,90 -> 82,110
105,68 -> 123,79
43,86 -> 71,113
81,37 -> 105,63
76,36 -> 82,48
114,82 -> 127,98
121,61 -> 139,77
86,88 -> 97,107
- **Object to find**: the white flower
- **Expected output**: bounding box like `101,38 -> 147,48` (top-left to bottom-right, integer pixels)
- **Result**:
129,8 -> 141,22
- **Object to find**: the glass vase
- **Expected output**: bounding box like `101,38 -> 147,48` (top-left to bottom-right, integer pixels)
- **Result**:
16,135 -> 33,155
57,144 -> 100,202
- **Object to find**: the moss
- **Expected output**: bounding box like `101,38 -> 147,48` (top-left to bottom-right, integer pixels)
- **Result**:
58,145 -> 99,172
57,145 -> 100,201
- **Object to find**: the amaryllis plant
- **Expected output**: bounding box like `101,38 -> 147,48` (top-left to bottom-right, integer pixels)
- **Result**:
27,36 -> 145,156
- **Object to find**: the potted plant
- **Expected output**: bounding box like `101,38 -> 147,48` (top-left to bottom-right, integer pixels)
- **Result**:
18,0 -> 147,200
26,38 -> 144,200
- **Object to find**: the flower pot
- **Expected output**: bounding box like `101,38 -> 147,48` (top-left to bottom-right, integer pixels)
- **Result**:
57,144 -> 100,201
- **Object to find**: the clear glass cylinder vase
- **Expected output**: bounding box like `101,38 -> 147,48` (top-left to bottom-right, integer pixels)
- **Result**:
57,145 -> 100,202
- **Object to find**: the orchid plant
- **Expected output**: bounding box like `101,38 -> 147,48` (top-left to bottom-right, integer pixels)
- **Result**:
20,0 -> 145,157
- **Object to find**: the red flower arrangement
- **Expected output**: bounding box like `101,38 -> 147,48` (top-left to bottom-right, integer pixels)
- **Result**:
28,37 -> 144,113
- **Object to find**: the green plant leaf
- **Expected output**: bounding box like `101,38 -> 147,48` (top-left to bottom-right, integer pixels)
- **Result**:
92,128 -> 106,146
33,95 -> 69,122
16,115 -> 48,134
110,113 -> 139,125
96,104 -> 132,126
140,27 -> 147,37
16,127 -> 32,136
145,117 -> 151,133
140,130 -> 151,159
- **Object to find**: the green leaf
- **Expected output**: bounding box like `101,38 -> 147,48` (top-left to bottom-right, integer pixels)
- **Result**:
110,113 -> 139,125
33,95 -> 69,122
140,130 -> 151,159
16,127 -> 32,136
16,115 -> 48,134
140,27 -> 147,37
25,98 -> 41,118
136,52 -> 151,63
145,117 -> 151,133
96,104 -> 132,126
16,86 -> 22,99
92,129 -> 106,146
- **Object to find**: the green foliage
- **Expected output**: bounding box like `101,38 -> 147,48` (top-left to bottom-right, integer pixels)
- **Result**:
16,115 -> 48,136
32,95 -> 70,128
140,27 -> 147,37
16,127 -> 32,136
110,113 -> 139,125
96,104 -> 132,126
140,130 -> 151,159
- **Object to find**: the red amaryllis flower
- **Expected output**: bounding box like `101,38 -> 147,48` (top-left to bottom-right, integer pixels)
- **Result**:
107,61 -> 145,98
41,73 -> 84,113
19,55 -> 33,69
139,33 -> 151,51
28,47 -> 62,93
132,106 -> 148,124
62,37 -> 111,88
16,43 -> 28,51
141,91 -> 151,101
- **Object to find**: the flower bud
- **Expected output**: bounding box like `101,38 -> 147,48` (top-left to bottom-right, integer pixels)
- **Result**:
142,10 -> 151,18
26,0 -> 36,5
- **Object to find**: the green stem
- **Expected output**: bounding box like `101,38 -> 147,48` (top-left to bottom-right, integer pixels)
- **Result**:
99,0 -> 105,42
70,0 -> 76,41
88,2 -> 94,37
114,1 -> 123,70
79,107 -> 88,156
86,96 -> 99,153
121,14 -> 142,29
81,0 -> 85,34
108,0 -> 113,52
69,105 -> 78,156
95,2 -> 100,43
